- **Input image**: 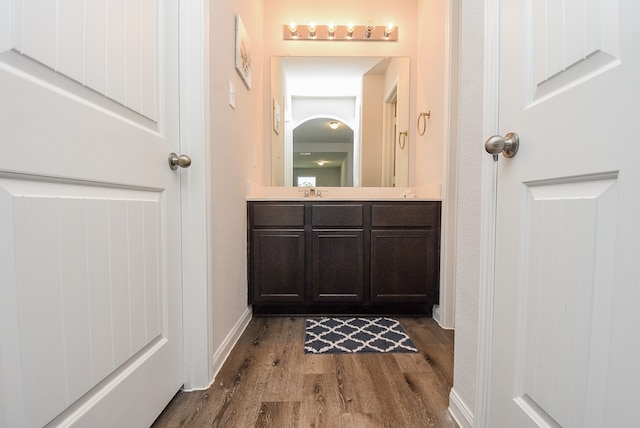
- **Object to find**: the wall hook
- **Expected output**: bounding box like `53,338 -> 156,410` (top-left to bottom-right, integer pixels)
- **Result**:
399,130 -> 408,149
417,111 -> 431,136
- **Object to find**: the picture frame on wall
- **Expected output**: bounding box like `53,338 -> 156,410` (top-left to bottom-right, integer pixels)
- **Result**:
235,15 -> 252,89
273,99 -> 281,134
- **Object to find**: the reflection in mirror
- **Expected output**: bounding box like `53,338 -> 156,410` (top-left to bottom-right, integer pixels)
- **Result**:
294,118 -> 354,186
271,56 -> 410,187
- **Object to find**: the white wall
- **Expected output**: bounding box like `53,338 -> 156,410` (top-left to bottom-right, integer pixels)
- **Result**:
415,0 -> 457,330
449,0 -> 485,425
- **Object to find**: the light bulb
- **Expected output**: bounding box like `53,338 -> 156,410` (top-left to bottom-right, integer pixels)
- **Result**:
288,22 -> 298,38
346,22 -> 355,38
307,22 -> 316,38
365,21 -> 376,38
329,121 -> 339,129
327,22 -> 336,39
384,23 -> 395,38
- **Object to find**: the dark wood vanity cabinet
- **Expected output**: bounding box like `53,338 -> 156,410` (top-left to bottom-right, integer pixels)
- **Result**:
311,204 -> 365,302
249,204 -> 305,303
251,229 -> 305,302
248,200 -> 441,315
370,203 -> 440,304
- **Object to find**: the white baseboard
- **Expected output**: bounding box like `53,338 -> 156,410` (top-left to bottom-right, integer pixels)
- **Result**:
449,388 -> 474,428
182,307 -> 252,392
210,307 -> 252,380
433,304 -> 442,324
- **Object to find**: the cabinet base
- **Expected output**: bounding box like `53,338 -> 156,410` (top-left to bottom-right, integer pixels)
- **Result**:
251,302 -> 434,317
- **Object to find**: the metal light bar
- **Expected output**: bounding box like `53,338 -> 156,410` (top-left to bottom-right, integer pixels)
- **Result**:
283,24 -> 398,41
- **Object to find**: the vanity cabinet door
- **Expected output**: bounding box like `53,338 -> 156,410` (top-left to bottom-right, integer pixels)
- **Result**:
251,230 -> 306,303
370,202 -> 441,305
312,230 -> 364,302
370,229 -> 439,303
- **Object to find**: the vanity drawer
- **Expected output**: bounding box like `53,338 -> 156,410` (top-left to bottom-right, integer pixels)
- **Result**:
371,203 -> 439,228
312,204 -> 364,227
252,204 -> 305,227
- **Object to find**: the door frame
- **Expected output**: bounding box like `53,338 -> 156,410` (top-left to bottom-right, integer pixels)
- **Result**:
178,0 -> 466,391
179,0 -> 214,390
474,0 -> 507,425
437,0 -> 458,330
381,85 -> 398,187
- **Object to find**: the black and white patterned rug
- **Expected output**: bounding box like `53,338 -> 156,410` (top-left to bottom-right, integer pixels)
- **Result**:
304,317 -> 419,354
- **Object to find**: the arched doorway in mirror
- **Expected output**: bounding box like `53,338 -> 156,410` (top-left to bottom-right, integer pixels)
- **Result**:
288,116 -> 355,187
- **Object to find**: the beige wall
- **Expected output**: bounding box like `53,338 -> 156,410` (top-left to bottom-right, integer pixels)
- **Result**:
416,0 -> 448,187
209,0 -> 263,355
262,0 -> 422,187
205,0 -> 458,342
361,74 -> 384,186
270,57 -> 286,186
206,2 -> 478,421
384,57 -> 411,187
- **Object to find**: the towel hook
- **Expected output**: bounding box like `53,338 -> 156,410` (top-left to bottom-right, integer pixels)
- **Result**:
417,111 -> 431,136
399,130 -> 408,149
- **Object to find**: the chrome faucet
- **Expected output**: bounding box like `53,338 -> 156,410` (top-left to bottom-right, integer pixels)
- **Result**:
298,186 -> 314,197
299,186 -> 326,198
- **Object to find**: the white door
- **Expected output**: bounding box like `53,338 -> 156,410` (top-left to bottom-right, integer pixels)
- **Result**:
0,1 -> 184,426
487,0 -> 640,426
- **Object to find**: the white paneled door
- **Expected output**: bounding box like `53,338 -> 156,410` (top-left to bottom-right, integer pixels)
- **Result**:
0,1 -> 183,426
488,0 -> 640,426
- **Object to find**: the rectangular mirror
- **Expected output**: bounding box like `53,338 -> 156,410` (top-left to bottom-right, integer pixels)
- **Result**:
270,56 -> 410,187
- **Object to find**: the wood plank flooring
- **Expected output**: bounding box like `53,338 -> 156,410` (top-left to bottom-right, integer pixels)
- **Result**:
152,317 -> 457,428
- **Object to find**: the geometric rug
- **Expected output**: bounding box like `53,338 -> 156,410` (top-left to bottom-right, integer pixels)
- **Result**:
304,317 -> 419,354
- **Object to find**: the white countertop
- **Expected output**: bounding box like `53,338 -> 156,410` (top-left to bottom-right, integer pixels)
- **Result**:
246,196 -> 442,201
245,183 -> 442,201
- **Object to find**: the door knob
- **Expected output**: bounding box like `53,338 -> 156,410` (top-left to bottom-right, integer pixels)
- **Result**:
168,153 -> 192,170
485,132 -> 519,158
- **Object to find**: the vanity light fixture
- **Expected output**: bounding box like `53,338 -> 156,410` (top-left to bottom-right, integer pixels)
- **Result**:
329,121 -> 339,129
283,22 -> 397,41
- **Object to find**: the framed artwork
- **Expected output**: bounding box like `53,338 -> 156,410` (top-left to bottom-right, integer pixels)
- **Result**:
273,99 -> 281,134
235,15 -> 252,89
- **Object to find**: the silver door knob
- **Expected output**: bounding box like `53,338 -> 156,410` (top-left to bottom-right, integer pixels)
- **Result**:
485,132 -> 519,158
168,153 -> 192,170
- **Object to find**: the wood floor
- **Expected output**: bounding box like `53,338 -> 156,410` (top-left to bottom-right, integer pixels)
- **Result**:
152,317 -> 457,428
